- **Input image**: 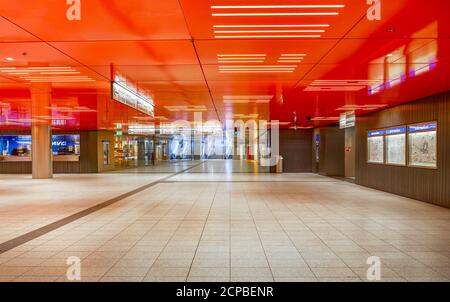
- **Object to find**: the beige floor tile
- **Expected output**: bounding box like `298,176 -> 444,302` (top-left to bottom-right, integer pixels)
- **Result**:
275,277 -> 318,282
2,162 -> 450,283
3,258 -> 45,267
318,277 -> 362,282
114,258 -> 156,268
231,267 -> 272,278
23,266 -> 67,277
231,276 -> 274,282
143,276 -> 187,282
56,275 -> 102,282
311,267 -> 358,278
187,276 -> 230,282
13,276 -> 58,282
105,266 -> 149,277
188,267 -> 229,278
192,258 -> 229,268
306,259 -> 349,268
100,276 -> 144,282
0,266 -> 32,276
271,267 -> 315,278
146,266 -> 190,277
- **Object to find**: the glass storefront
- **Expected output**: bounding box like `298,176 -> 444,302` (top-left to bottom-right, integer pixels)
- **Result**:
0,135 -> 80,162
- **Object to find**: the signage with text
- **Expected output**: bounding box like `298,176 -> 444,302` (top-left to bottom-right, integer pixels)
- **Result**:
368,130 -> 385,137
408,123 -> 437,133
111,74 -> 154,117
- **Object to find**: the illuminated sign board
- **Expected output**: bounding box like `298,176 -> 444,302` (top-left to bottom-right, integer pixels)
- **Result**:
367,130 -> 385,137
386,127 -> 406,135
111,74 -> 154,117
339,111 -> 355,129
408,123 -> 437,133
128,124 -> 155,135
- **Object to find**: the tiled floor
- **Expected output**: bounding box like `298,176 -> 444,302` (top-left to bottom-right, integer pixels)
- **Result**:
1,160 -> 450,282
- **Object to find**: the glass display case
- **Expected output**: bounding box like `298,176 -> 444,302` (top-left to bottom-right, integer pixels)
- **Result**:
367,130 -> 385,164
385,127 -> 406,166
408,122 -> 437,168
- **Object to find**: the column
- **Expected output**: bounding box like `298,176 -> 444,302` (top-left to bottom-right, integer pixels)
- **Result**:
31,83 -> 53,179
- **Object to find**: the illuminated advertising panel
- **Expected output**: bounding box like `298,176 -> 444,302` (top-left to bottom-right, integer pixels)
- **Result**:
385,127 -> 406,166
111,73 -> 154,117
367,130 -> 385,164
408,122 -> 437,168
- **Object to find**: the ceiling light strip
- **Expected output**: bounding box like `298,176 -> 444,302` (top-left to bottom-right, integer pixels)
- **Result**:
219,65 -> 297,67
220,70 -> 294,73
27,67 -> 73,70
213,24 -> 330,28
217,54 -> 266,57
211,5 -> 345,9
219,69 -> 296,70
218,61 -> 266,63
39,72 -> 81,75
212,13 -> 339,17
215,35 -> 321,38
219,69 -> 296,71
214,30 -> 325,33
218,57 -> 266,59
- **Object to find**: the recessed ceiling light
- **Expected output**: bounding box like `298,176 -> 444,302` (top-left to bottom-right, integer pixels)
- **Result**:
4,57 -> 14,61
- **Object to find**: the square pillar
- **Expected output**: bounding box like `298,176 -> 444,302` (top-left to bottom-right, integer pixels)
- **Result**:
31,83 -> 53,179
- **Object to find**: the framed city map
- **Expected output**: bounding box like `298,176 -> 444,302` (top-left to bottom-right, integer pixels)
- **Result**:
385,127 -> 406,166
408,122 -> 437,168
367,130 -> 385,164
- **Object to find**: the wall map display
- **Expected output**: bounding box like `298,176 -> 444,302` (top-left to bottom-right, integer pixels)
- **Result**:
386,127 -> 406,166
408,122 -> 437,168
367,130 -> 385,164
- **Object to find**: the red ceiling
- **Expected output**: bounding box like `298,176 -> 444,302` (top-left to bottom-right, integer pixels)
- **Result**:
0,0 -> 449,131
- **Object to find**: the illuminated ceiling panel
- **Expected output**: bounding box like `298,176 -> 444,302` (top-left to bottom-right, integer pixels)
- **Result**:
0,0 -> 449,130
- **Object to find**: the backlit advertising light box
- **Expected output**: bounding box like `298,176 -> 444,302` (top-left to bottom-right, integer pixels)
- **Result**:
385,126 -> 406,166
408,122 -> 437,168
0,135 -> 80,162
367,130 -> 385,164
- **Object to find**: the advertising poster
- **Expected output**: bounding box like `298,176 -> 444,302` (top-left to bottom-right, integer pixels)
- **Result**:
385,127 -> 406,165
408,123 -> 437,168
367,130 -> 385,164
52,135 -> 80,156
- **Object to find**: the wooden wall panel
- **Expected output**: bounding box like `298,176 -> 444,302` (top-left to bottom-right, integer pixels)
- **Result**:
278,129 -> 312,173
355,90 -> 450,208
318,125 -> 345,176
